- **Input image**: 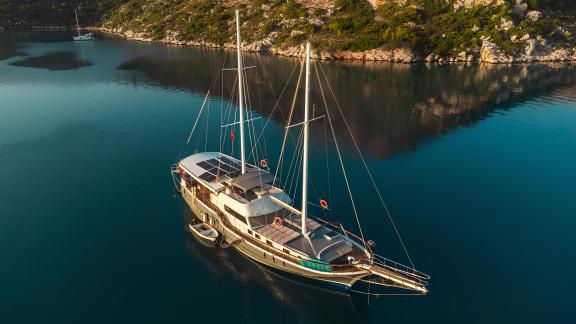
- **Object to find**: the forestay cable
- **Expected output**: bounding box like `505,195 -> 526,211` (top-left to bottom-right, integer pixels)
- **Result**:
313,63 -> 367,251
317,63 -> 415,269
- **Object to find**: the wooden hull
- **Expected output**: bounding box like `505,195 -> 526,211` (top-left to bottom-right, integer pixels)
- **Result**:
181,187 -> 369,290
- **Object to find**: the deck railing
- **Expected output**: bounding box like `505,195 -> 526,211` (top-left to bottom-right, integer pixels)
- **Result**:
372,254 -> 430,283
191,187 -> 366,272
312,217 -> 374,257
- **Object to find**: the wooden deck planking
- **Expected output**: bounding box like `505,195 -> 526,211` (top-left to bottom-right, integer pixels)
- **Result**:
256,223 -> 302,245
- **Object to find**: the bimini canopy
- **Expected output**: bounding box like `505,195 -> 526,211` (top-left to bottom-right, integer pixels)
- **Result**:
231,171 -> 275,191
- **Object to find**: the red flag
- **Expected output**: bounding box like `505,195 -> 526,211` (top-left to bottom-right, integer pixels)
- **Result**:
231,129 -> 235,142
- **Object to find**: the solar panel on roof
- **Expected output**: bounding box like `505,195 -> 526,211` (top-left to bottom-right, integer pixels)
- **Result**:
199,172 -> 217,182
205,159 -> 233,171
212,167 -> 228,177
219,157 -> 241,169
205,158 -> 221,166
203,167 -> 218,175
207,157 -> 241,172
196,161 -> 213,170
218,163 -> 236,173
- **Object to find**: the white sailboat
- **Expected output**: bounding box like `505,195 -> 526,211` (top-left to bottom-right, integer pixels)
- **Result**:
172,10 -> 429,295
73,9 -> 94,41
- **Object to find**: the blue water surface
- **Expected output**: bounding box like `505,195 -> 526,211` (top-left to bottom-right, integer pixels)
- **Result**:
0,31 -> 575,323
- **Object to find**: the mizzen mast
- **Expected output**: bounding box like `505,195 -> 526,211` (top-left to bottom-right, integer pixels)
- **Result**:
301,42 -> 311,235
235,9 -> 247,175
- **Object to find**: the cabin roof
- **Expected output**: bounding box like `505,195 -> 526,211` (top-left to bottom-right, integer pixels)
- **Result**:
179,152 -> 272,193
179,152 -> 231,192
231,171 -> 275,191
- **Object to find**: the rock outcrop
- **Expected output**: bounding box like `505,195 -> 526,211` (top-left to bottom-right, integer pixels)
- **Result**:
526,10 -> 542,22
480,40 -> 513,63
454,0 -> 505,11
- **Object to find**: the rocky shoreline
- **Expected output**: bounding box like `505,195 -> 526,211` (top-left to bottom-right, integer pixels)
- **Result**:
94,27 -> 576,64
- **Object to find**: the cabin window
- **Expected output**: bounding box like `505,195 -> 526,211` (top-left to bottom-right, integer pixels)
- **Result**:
266,240 -> 273,246
248,209 -> 291,228
255,233 -> 261,239
232,187 -> 258,202
249,213 -> 274,228
247,229 -> 253,235
224,205 -> 247,224
283,248 -> 290,255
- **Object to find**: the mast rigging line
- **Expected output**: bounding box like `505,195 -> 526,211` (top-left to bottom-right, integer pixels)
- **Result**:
176,90 -> 211,162
178,48 -> 228,162
313,62 -> 367,252
316,63 -> 416,269
273,62 -> 304,188
247,62 -> 300,164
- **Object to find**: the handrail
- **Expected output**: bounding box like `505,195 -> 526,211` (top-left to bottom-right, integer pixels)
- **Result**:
193,188 -> 364,271
372,254 -> 430,281
312,217 -> 373,257
190,186 -> 429,293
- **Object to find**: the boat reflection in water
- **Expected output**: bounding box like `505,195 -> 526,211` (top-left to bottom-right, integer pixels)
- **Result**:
182,208 -> 370,323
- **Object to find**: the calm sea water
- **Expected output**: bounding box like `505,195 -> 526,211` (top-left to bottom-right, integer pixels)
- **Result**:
1,31 -> 576,323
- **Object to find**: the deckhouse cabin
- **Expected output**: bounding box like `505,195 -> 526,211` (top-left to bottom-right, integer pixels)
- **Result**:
179,152 -> 368,265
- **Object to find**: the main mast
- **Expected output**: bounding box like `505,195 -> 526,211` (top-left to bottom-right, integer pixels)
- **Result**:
301,42 -> 311,235
235,9 -> 246,174
75,9 -> 81,37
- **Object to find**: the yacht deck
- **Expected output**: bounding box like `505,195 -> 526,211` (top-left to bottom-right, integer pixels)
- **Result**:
255,215 -> 322,245
255,214 -> 360,263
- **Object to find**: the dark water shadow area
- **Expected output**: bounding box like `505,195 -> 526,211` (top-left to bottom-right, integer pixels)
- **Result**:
117,50 -> 576,158
1,30 -> 77,43
10,51 -> 92,71
0,43 -> 25,60
182,208 -> 370,323
0,33 -> 26,60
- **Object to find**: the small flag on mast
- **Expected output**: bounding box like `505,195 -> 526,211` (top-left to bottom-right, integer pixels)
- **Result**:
231,128 -> 235,142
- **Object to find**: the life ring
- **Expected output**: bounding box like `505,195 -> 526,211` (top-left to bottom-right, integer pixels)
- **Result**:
260,159 -> 268,168
319,199 -> 329,209
273,217 -> 283,228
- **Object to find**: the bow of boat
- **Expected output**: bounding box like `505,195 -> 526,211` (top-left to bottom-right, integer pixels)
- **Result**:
354,255 -> 429,295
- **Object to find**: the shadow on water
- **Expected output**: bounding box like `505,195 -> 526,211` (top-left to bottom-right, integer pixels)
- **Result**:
181,208 -> 371,323
1,30 -> 76,43
116,49 -> 576,158
9,51 -> 92,71
0,33 -> 26,60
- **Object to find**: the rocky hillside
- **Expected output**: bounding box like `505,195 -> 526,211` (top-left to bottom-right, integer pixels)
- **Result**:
3,0 -> 576,63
